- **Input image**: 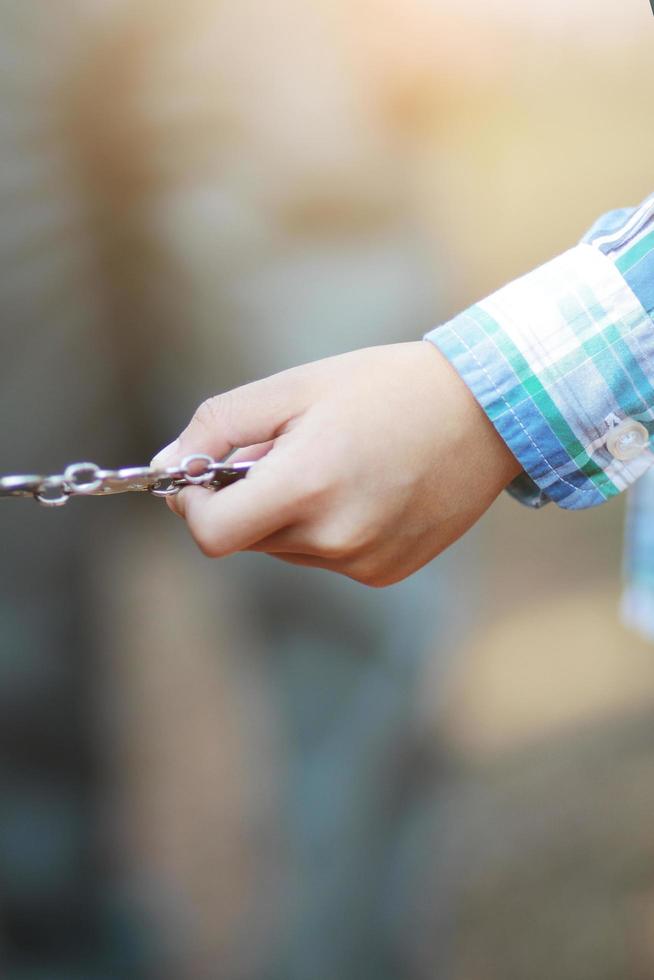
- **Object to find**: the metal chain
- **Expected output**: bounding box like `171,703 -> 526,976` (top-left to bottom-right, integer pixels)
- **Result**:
0,454 -> 252,508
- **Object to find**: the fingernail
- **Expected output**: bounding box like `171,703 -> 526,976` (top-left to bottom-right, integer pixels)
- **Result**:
172,489 -> 186,517
166,492 -> 184,517
150,438 -> 180,468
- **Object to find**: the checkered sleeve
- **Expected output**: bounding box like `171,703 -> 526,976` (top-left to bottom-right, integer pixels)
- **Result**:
424,193 -> 654,510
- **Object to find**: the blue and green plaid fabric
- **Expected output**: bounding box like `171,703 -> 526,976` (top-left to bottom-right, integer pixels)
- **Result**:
424,192 -> 654,636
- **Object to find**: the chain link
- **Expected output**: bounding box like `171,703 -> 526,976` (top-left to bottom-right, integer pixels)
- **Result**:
0,454 -> 252,508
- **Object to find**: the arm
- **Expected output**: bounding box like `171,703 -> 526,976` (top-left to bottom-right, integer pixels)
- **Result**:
151,342 -> 519,586
425,193 -> 654,510
152,193 -> 654,584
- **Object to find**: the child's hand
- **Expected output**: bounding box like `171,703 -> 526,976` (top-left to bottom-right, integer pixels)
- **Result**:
150,342 -> 520,586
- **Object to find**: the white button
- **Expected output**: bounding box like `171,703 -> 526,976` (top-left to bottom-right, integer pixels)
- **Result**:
606,419 -> 650,461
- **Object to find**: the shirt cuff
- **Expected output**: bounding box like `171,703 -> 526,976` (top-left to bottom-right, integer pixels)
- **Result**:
424,196 -> 654,510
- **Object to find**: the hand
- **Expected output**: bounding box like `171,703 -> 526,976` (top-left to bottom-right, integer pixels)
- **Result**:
150,341 -> 521,586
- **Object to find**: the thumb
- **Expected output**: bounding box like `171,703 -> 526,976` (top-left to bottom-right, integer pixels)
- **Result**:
150,370 -> 307,469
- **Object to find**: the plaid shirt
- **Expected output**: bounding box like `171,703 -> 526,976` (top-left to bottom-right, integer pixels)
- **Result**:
424,193 -> 654,638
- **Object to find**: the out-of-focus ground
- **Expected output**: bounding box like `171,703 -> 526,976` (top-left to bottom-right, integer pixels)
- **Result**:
1,1 -> 654,978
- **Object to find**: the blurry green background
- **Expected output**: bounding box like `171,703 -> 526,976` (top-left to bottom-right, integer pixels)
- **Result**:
1,1 -> 654,978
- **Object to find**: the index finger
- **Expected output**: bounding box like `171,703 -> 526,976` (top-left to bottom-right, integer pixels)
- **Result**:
151,368 -> 310,469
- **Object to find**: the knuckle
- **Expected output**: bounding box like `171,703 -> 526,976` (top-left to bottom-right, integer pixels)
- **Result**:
345,555 -> 399,588
195,536 -> 219,559
312,520 -> 375,562
311,529 -> 354,561
364,573 -> 395,589
192,526 -> 228,559
192,391 -> 235,435
350,563 -> 381,587
314,536 -> 347,561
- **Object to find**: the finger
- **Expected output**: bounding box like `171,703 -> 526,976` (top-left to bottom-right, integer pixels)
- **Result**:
266,553 -> 366,583
172,458 -> 300,556
229,441 -> 275,464
246,528 -> 334,557
150,369 -> 310,469
164,441 -> 275,517
165,495 -> 179,515
269,553 -> 330,568
245,521 -> 368,562
268,551 -> 387,588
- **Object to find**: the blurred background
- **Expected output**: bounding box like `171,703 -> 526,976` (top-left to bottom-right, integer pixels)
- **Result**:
1,0 -> 654,977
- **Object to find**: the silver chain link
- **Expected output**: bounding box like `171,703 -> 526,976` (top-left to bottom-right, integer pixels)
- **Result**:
0,454 -> 252,508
